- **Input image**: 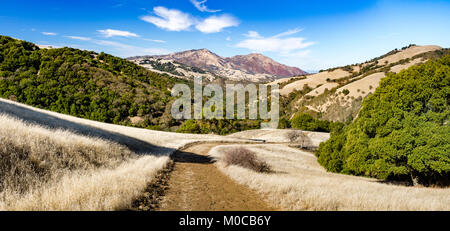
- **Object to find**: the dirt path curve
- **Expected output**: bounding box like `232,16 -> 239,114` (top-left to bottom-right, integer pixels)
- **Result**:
158,143 -> 276,211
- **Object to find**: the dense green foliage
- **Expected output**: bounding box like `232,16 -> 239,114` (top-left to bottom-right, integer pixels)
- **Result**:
0,36 -> 266,134
0,35 -> 187,130
316,55 -> 450,185
177,119 -> 261,135
290,113 -> 344,132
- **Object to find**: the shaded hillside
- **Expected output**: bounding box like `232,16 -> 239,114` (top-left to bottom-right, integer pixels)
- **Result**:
316,55 -> 450,186
0,35 -> 189,130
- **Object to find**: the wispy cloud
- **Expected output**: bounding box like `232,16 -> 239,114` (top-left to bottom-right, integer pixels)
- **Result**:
142,38 -> 167,43
94,40 -> 170,57
112,3 -> 124,8
190,0 -> 221,13
273,28 -> 303,38
94,40 -> 131,49
65,36 -> 91,41
236,29 -> 315,55
140,7 -> 194,31
42,32 -> 57,36
196,14 -> 239,33
97,29 -> 139,38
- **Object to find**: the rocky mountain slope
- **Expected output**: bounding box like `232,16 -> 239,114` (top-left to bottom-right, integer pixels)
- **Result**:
128,49 -> 307,82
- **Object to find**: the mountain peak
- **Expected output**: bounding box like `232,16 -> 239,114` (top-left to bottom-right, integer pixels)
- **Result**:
248,53 -> 266,57
131,49 -> 307,82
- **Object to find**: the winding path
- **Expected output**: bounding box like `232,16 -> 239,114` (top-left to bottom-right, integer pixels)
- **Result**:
158,143 -> 275,211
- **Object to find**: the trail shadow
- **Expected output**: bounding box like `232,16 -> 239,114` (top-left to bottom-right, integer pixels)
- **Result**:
376,179 -> 414,187
0,99 -> 173,155
171,150 -> 215,164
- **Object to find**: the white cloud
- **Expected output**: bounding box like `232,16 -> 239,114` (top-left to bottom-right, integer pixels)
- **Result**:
65,36 -> 91,41
140,7 -> 194,31
42,32 -> 57,36
190,0 -> 221,13
97,29 -> 139,38
236,29 -> 315,55
141,6 -> 239,34
94,40 -> 170,56
196,15 -> 239,33
244,31 -> 262,39
226,36 -> 231,41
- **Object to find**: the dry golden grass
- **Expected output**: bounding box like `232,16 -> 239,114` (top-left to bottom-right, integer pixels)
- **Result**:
0,114 -> 169,210
279,69 -> 350,96
1,155 -> 168,211
209,144 -> 450,211
0,98 -> 251,211
377,45 -> 441,65
0,98 -> 243,152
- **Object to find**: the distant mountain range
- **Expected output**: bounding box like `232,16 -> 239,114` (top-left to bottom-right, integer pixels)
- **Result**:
128,48 -> 307,82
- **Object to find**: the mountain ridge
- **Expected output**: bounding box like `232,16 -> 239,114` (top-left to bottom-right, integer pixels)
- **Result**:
128,48 -> 307,82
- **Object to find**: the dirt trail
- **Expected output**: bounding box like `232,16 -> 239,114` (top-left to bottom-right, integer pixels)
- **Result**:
157,143 -> 275,211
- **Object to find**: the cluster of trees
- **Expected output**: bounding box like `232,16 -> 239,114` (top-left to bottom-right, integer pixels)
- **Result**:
0,36 -> 188,130
316,55 -> 450,186
177,119 -> 261,135
289,113 -> 344,133
0,36 -> 269,135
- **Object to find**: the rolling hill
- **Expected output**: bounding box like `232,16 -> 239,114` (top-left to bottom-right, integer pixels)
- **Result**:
276,45 -> 449,122
0,35 -> 189,131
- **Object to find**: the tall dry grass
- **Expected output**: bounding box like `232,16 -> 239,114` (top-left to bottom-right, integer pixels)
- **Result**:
209,144 -> 450,211
0,114 -> 169,210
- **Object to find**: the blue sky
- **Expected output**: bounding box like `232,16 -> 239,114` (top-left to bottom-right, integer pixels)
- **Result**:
1,0 -> 449,71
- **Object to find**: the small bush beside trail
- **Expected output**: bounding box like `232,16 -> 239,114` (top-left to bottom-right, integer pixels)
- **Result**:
222,147 -> 271,173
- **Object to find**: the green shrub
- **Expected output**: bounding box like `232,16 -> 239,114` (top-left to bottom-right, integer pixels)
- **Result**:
177,120 -> 201,133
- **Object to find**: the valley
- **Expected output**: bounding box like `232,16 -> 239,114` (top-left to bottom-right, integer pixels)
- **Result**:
0,35 -> 448,211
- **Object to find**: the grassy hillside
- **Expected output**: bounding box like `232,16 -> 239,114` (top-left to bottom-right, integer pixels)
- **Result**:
316,55 -> 450,186
279,46 -> 449,124
0,35 -> 189,130
0,113 -> 169,210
